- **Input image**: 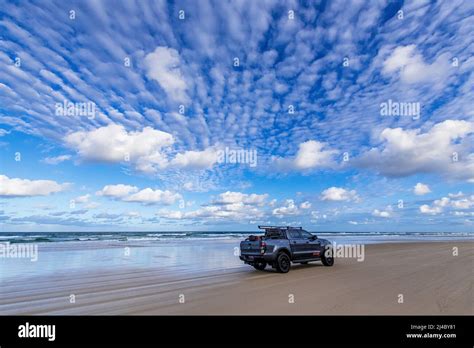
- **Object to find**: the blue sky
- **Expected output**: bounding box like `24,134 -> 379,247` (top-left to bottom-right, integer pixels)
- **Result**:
0,0 -> 473,232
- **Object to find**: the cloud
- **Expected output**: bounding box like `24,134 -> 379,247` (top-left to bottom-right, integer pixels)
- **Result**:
419,194 -> 474,215
413,183 -> 431,195
170,148 -> 219,170
70,209 -> 88,215
157,210 -> 186,220
300,201 -> 311,209
10,215 -> 91,226
0,174 -> 69,197
372,206 -> 393,218
123,188 -> 182,205
144,46 -> 188,103
64,124 -> 224,173
212,191 -> 268,206
74,194 -> 90,203
41,155 -> 71,165
84,202 -> 100,209
273,140 -> 338,171
96,184 -> 139,198
272,199 -> 300,217
97,183 -> 181,205
382,45 -> 450,85
356,120 -> 474,181
93,213 -> 123,220
419,204 -> 443,215
158,191 -> 268,221
320,187 -> 359,202
64,124 -> 174,172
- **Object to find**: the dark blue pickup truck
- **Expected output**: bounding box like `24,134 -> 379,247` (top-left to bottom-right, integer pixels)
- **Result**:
240,225 -> 334,273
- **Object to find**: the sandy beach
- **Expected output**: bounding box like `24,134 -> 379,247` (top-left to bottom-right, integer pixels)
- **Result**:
0,241 -> 472,315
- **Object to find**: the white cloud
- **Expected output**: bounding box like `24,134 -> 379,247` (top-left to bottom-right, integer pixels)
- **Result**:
64,124 -> 225,173
84,202 -> 100,209
0,174 -> 69,197
382,45 -> 450,84
159,202 -> 263,221
356,120 -> 474,181
300,201 -> 312,209
320,187 -> 359,202
419,194 -> 474,215
96,184 -> 139,198
274,140 -> 338,171
170,148 -> 219,170
183,182 -> 194,191
41,155 -> 71,165
74,194 -> 90,203
273,199 -> 300,217
157,191 -> 269,221
372,206 -> 392,218
413,183 -> 431,195
144,46 -> 188,103
123,188 -> 182,205
453,211 -> 474,217
213,191 -> 268,206
448,191 -> 464,198
0,129 -> 10,137
157,209 -> 185,219
65,124 -> 174,173
310,211 -> 328,221
419,204 -> 443,215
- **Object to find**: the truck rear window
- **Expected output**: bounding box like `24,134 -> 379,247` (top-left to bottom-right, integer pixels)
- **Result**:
264,229 -> 286,239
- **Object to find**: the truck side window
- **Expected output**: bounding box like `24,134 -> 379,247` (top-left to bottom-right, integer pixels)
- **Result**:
288,230 -> 302,239
301,231 -> 313,239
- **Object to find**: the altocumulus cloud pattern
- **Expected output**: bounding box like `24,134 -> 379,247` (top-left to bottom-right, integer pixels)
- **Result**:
0,0 -> 473,232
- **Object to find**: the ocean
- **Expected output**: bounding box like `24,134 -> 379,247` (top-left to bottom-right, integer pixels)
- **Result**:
0,231 -> 472,245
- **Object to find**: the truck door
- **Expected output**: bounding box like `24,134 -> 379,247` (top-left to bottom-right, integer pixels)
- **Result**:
287,229 -> 305,260
301,230 -> 322,259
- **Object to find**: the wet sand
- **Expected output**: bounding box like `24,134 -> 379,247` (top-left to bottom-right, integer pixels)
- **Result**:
0,242 -> 472,315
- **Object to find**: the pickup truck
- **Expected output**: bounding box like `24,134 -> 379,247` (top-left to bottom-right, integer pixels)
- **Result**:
239,225 -> 334,273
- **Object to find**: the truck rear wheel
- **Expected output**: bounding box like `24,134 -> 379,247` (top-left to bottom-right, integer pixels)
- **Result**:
253,261 -> 266,271
276,253 -> 291,273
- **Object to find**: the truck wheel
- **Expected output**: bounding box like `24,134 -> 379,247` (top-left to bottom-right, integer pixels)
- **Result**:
321,247 -> 334,266
276,253 -> 291,273
253,261 -> 266,271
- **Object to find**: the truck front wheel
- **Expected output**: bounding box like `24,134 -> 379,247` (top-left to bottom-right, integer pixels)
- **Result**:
275,253 -> 291,273
321,247 -> 334,266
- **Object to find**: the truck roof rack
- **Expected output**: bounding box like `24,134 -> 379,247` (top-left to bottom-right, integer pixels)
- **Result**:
258,225 -> 302,230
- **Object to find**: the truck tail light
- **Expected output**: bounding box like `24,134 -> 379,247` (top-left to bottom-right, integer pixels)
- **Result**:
260,241 -> 266,254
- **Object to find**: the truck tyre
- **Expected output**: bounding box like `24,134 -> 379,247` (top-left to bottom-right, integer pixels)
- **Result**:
321,247 -> 334,266
276,252 -> 291,273
253,261 -> 266,271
